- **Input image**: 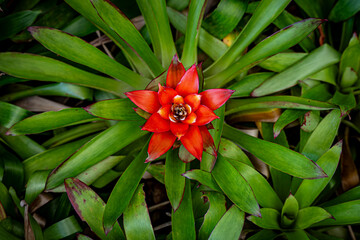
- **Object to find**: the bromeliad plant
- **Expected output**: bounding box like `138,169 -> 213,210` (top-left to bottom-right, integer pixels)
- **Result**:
0,0 -> 360,239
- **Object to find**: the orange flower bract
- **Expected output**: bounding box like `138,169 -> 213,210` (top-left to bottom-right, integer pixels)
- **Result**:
125,55 -> 234,162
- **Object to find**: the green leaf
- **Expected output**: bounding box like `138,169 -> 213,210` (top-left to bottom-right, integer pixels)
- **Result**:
183,169 -> 222,192
294,207 -> 332,229
208,205 -> 244,240
312,200 -> 360,226
321,186 -> 360,207
252,44 -> 341,96
330,91 -> 356,116
64,178 -> 125,239
295,141 -> 342,208
229,72 -> 274,98
43,216 -> 82,239
202,0 -> 248,39
247,208 -> 281,230
212,155 -> 260,216
0,143 -> 24,192
258,52 -> 307,72
223,123 -> 327,179
225,96 -> 337,116
167,7 -> 228,61
0,10 -> 41,41
50,156 -> 125,193
0,182 -> 16,217
0,53 -> 133,97
281,194 -> 299,227
181,0 -> 207,67
25,170 -> 50,205
123,184 -> 155,240
171,178 -> 196,240
84,99 -> 142,121
146,164 -> 165,184
165,149 -> 186,211
0,133 -> 45,159
46,120 -> 147,189
204,0 -> 291,76
329,0 -> 360,22
0,83 -> 93,102
29,27 -> 148,89
206,18 -> 325,88
218,138 -> 253,167
284,230 -> 310,240
8,108 -> 99,135
339,34 -> 360,76
137,0 -> 176,67
301,111 -> 320,132
198,192 -> 226,240
301,109 -> 342,161
90,0 -> 163,76
340,67 -> 358,88
247,230 -> 278,240
103,142 -> 149,234
226,158 -> 283,210
0,102 -> 32,129
23,136 -> 93,180
62,16 -> 98,37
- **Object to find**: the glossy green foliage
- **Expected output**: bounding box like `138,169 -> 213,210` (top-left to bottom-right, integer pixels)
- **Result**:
0,102 -> 32,129
329,0 -> 360,22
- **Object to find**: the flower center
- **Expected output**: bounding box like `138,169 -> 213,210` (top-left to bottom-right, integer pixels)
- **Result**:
170,103 -> 191,122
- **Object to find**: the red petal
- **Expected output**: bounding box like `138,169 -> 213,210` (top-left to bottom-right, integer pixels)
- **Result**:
194,105 -> 219,125
158,84 -> 178,106
200,89 -> 235,110
158,105 -> 171,119
182,112 -> 197,124
181,125 -> 203,160
142,113 -> 170,132
170,121 -> 189,139
166,54 -> 186,88
146,132 -> 176,162
175,65 -> 199,96
184,94 -> 201,112
199,126 -> 217,157
125,90 -> 161,114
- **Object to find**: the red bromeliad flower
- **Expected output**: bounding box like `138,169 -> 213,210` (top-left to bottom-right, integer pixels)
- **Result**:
125,55 -> 234,162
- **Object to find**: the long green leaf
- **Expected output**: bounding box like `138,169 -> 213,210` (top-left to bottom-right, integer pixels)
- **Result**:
205,18 -> 324,88
198,192 -> 226,240
181,0 -> 207,67
320,186 -> 360,207
212,155 -> 260,216
329,0 -> 360,22
0,10 -> 41,41
25,170 -> 50,205
208,205 -> 244,240
65,178 -> 125,239
8,108 -> 99,135
165,148 -> 186,211
62,16 -> 98,37
90,0 -> 164,76
84,99 -> 142,121
183,169 -> 222,192
123,184 -> 155,240
0,133 -> 45,159
204,0 -> 291,76
312,200 -> 360,226
226,96 -> 337,116
218,138 -> 253,167
247,208 -> 281,230
43,216 -> 82,239
252,44 -> 340,96
294,207 -> 332,229
0,53 -> 132,97
46,120 -> 146,189
247,230 -> 278,240
295,142 -> 342,208
223,124 -> 327,179
0,102 -> 32,129
103,142 -> 149,234
284,230 -> 310,240
29,27 -> 149,89
0,144 -> 24,193
0,83 -> 93,102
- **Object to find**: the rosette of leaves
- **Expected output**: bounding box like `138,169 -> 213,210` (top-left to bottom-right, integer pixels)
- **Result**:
0,0 -> 358,239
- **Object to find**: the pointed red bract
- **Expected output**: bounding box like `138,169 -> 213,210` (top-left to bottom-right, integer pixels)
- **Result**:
125,90 -> 161,113
184,94 -> 201,112
146,132 -> 176,162
199,126 -> 217,157
166,54 -> 186,88
175,65 -> 199,96
181,125 -> 203,160
142,113 -> 170,132
170,121 -> 189,139
158,84 -> 178,106
158,105 -> 171,119
200,89 -> 235,110
194,105 -> 219,125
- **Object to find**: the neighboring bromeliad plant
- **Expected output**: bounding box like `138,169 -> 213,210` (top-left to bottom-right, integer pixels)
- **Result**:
0,0 -> 359,239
